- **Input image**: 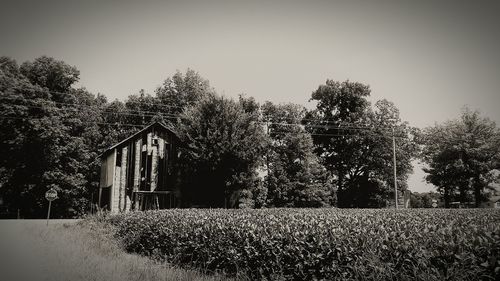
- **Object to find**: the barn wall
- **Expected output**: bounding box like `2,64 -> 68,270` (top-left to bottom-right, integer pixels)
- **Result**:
119,146 -> 128,212
99,151 -> 115,188
151,139 -> 158,191
111,148 -> 120,213
133,139 -> 141,191
98,150 -> 116,210
99,159 -> 106,188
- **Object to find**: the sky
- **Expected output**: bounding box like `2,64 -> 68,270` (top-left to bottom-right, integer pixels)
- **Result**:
1,0 -> 499,192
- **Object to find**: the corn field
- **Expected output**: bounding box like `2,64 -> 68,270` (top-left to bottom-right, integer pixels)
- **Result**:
104,208 -> 500,280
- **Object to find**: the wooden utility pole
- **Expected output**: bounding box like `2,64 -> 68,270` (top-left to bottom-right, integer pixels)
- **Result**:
392,127 -> 398,209
266,120 -> 270,187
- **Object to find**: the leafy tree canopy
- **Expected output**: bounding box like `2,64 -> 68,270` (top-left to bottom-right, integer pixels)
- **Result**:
176,94 -> 267,208
156,69 -> 214,115
305,80 -> 419,208
419,108 -> 500,207
262,101 -> 333,207
0,56 -> 103,218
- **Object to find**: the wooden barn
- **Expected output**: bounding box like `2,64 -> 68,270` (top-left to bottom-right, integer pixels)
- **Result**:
98,122 -> 182,213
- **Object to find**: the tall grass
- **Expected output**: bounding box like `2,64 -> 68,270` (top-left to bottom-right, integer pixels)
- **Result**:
0,219 -> 236,281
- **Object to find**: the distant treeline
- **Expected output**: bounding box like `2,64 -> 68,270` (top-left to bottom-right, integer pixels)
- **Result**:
1,56 -> 498,217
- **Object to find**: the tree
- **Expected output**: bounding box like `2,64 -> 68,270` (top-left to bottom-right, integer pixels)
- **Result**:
156,69 -> 213,116
420,108 -> 500,207
305,80 -> 419,208
176,94 -> 267,208
19,56 -> 79,100
362,100 -> 420,204
1,60 -> 221,216
262,101 -> 332,207
0,56 -> 54,217
0,56 -> 103,217
124,90 -> 162,125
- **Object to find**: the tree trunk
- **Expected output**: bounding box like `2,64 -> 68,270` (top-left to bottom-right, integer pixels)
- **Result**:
337,170 -> 345,207
474,177 -> 482,208
444,186 -> 450,208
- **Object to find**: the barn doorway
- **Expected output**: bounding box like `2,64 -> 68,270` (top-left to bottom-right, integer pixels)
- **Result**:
98,187 -> 111,210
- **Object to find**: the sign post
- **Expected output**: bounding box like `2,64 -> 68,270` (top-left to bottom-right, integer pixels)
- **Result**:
45,188 -> 58,226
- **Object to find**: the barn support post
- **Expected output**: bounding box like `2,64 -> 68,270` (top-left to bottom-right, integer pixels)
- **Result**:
111,149 -> 120,213
98,187 -> 102,211
147,132 -> 153,191
151,140 -> 158,191
133,139 -> 141,210
119,146 -> 128,212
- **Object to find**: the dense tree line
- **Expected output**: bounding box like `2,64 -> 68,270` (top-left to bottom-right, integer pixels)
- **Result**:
0,56 -> 105,217
1,56 -> 498,217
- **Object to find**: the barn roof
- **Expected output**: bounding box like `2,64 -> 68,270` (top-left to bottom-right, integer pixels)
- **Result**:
99,122 -> 180,158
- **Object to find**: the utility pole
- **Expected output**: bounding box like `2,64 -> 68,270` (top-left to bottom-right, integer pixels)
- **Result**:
221,96 -> 227,209
266,120 -> 270,191
392,127 -> 398,209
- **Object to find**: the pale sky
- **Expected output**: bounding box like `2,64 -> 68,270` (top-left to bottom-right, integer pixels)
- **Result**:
1,0 -> 499,192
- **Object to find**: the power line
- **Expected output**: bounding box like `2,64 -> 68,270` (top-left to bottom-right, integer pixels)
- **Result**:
2,88 -> 392,125
0,115 -> 149,128
1,100 -> 401,131
1,97 -> 412,139
271,131 -> 407,139
310,133 -> 406,139
1,92 -> 407,132
0,99 -> 184,119
267,122 -> 395,133
0,114 -> 410,139
0,88 -> 187,110
0,96 -> 182,116
1,94 -> 392,128
263,115 -> 376,127
266,121 -> 406,137
2,87 -> 410,133
0,103 -> 182,119
262,114 -> 392,127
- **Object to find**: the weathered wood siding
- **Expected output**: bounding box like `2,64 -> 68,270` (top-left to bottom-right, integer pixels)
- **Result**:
111,152 -> 120,212
133,139 -> 141,191
99,151 -> 115,188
